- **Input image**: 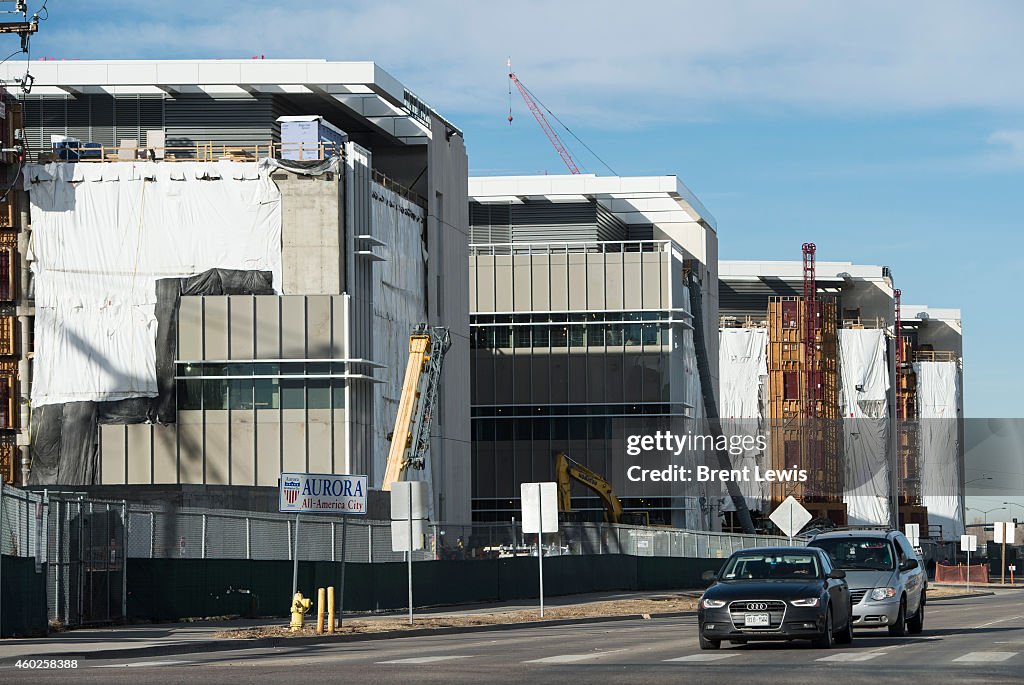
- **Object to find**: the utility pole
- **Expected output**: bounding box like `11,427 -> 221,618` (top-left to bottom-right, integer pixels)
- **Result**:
0,2 -> 40,52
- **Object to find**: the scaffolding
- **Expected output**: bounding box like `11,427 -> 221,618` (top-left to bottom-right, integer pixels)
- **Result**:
766,295 -> 846,524
0,94 -> 21,483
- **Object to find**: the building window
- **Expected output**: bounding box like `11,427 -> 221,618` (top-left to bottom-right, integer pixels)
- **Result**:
281,380 -> 304,409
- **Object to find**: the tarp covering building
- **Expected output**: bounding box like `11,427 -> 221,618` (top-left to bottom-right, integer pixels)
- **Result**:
915,360 -> 964,539
837,328 -> 891,526
718,328 -> 768,511
24,161 -> 282,484
25,161 -> 282,407
370,185 -> 428,489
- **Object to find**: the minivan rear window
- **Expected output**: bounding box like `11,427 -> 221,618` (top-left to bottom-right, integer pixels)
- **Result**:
810,538 -> 895,571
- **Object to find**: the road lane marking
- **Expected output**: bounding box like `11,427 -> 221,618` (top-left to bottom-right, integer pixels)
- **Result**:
525,650 -> 625,664
973,614 -> 1024,629
94,661 -> 193,668
664,653 -> 740,662
817,652 -> 888,662
376,656 -> 475,664
952,652 -> 1017,663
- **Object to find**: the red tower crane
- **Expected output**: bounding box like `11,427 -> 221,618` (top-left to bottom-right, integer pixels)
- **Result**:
802,242 -> 818,418
508,60 -> 581,175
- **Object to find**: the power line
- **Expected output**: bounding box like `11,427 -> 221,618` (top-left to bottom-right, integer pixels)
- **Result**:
516,79 -> 618,176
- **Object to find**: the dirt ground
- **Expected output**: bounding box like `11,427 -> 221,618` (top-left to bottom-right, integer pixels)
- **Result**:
215,594 -> 700,639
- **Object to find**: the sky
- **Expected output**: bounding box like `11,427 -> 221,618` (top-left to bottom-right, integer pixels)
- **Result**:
9,1 -> 1024,424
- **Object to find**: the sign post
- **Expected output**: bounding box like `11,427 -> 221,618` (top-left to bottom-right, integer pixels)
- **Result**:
521,482 -> 558,617
338,512 -> 348,629
391,481 -> 428,626
961,534 -> 977,593
279,473 -> 368,621
292,514 -> 301,597
994,522 -> 1015,585
769,496 -> 813,545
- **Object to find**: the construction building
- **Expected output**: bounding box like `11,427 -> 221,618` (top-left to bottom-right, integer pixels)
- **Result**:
468,174 -> 719,528
0,59 -> 472,524
718,257 -> 964,540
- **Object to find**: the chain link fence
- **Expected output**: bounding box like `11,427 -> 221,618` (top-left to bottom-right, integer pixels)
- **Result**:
118,505 -> 799,563
2,484 -> 804,627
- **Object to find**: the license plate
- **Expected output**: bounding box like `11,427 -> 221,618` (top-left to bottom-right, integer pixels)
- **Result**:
744,613 -> 770,627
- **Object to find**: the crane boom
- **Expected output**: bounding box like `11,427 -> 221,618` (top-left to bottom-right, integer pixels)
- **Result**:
508,69 -> 581,175
382,324 -> 452,491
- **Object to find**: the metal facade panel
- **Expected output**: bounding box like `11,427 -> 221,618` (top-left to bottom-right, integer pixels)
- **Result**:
254,296 -> 281,359
203,296 -> 229,361
228,296 -> 255,360
204,410 -> 230,485
306,295 -> 332,358
230,413 -> 255,486
99,425 -> 126,485
152,423 -> 177,484
280,297 -> 306,358
255,410 -> 281,486
178,296 -> 203,360
126,424 -> 152,485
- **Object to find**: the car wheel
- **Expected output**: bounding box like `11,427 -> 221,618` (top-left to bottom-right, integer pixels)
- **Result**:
907,594 -> 925,634
887,597 -> 907,637
699,634 -> 721,650
836,608 -> 854,644
812,607 -> 834,649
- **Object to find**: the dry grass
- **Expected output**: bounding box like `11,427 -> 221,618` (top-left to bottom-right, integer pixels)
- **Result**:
215,595 -> 699,639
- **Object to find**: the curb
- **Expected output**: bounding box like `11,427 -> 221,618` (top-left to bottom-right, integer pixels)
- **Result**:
929,591 -> 996,600
0,610 -> 697,664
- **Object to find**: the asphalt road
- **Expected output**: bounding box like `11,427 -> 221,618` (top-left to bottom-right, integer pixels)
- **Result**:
4,592 -> 1023,684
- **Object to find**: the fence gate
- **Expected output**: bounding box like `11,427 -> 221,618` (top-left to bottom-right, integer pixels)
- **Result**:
48,497 -> 126,627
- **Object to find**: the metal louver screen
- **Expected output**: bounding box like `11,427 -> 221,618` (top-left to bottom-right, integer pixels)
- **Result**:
469,201 -> 511,244
165,95 -> 274,148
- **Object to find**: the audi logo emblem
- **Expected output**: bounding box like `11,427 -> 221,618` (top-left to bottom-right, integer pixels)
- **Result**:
746,602 -> 769,611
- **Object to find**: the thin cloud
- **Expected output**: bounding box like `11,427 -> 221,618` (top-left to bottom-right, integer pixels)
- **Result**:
28,1 -> 1024,127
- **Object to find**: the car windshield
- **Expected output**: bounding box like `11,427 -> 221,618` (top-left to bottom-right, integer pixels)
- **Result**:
720,553 -> 821,580
811,538 -> 895,571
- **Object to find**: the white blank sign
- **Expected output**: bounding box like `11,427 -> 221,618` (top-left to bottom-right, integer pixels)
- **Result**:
521,482 -> 558,534
994,522 -> 1016,544
391,481 -> 429,520
391,519 -> 426,552
904,523 -> 920,547
961,534 -> 977,552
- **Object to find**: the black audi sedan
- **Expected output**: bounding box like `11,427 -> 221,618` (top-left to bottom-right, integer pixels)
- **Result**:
698,546 -> 853,650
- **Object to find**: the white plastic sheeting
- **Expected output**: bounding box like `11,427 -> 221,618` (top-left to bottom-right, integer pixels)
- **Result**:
25,161 -> 281,407
370,184 -> 428,492
837,329 -> 891,526
915,361 -> 963,540
718,328 -> 769,512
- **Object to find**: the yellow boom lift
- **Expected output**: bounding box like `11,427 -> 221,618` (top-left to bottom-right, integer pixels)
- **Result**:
382,324 -> 452,491
554,452 -> 649,526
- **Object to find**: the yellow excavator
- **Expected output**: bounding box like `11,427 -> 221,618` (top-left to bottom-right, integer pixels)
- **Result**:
382,324 -> 451,491
554,452 -> 649,526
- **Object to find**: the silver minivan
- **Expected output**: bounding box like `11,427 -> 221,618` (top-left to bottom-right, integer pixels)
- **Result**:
808,529 -> 927,635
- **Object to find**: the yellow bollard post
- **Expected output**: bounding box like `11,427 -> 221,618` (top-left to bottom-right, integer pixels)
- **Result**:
316,587 -> 325,634
327,586 -> 336,633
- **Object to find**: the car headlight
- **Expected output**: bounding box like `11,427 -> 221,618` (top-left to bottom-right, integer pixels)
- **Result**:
701,598 -> 726,609
870,587 -> 898,601
790,597 -> 820,607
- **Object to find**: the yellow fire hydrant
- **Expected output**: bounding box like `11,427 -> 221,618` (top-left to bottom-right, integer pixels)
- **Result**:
290,591 -> 312,632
